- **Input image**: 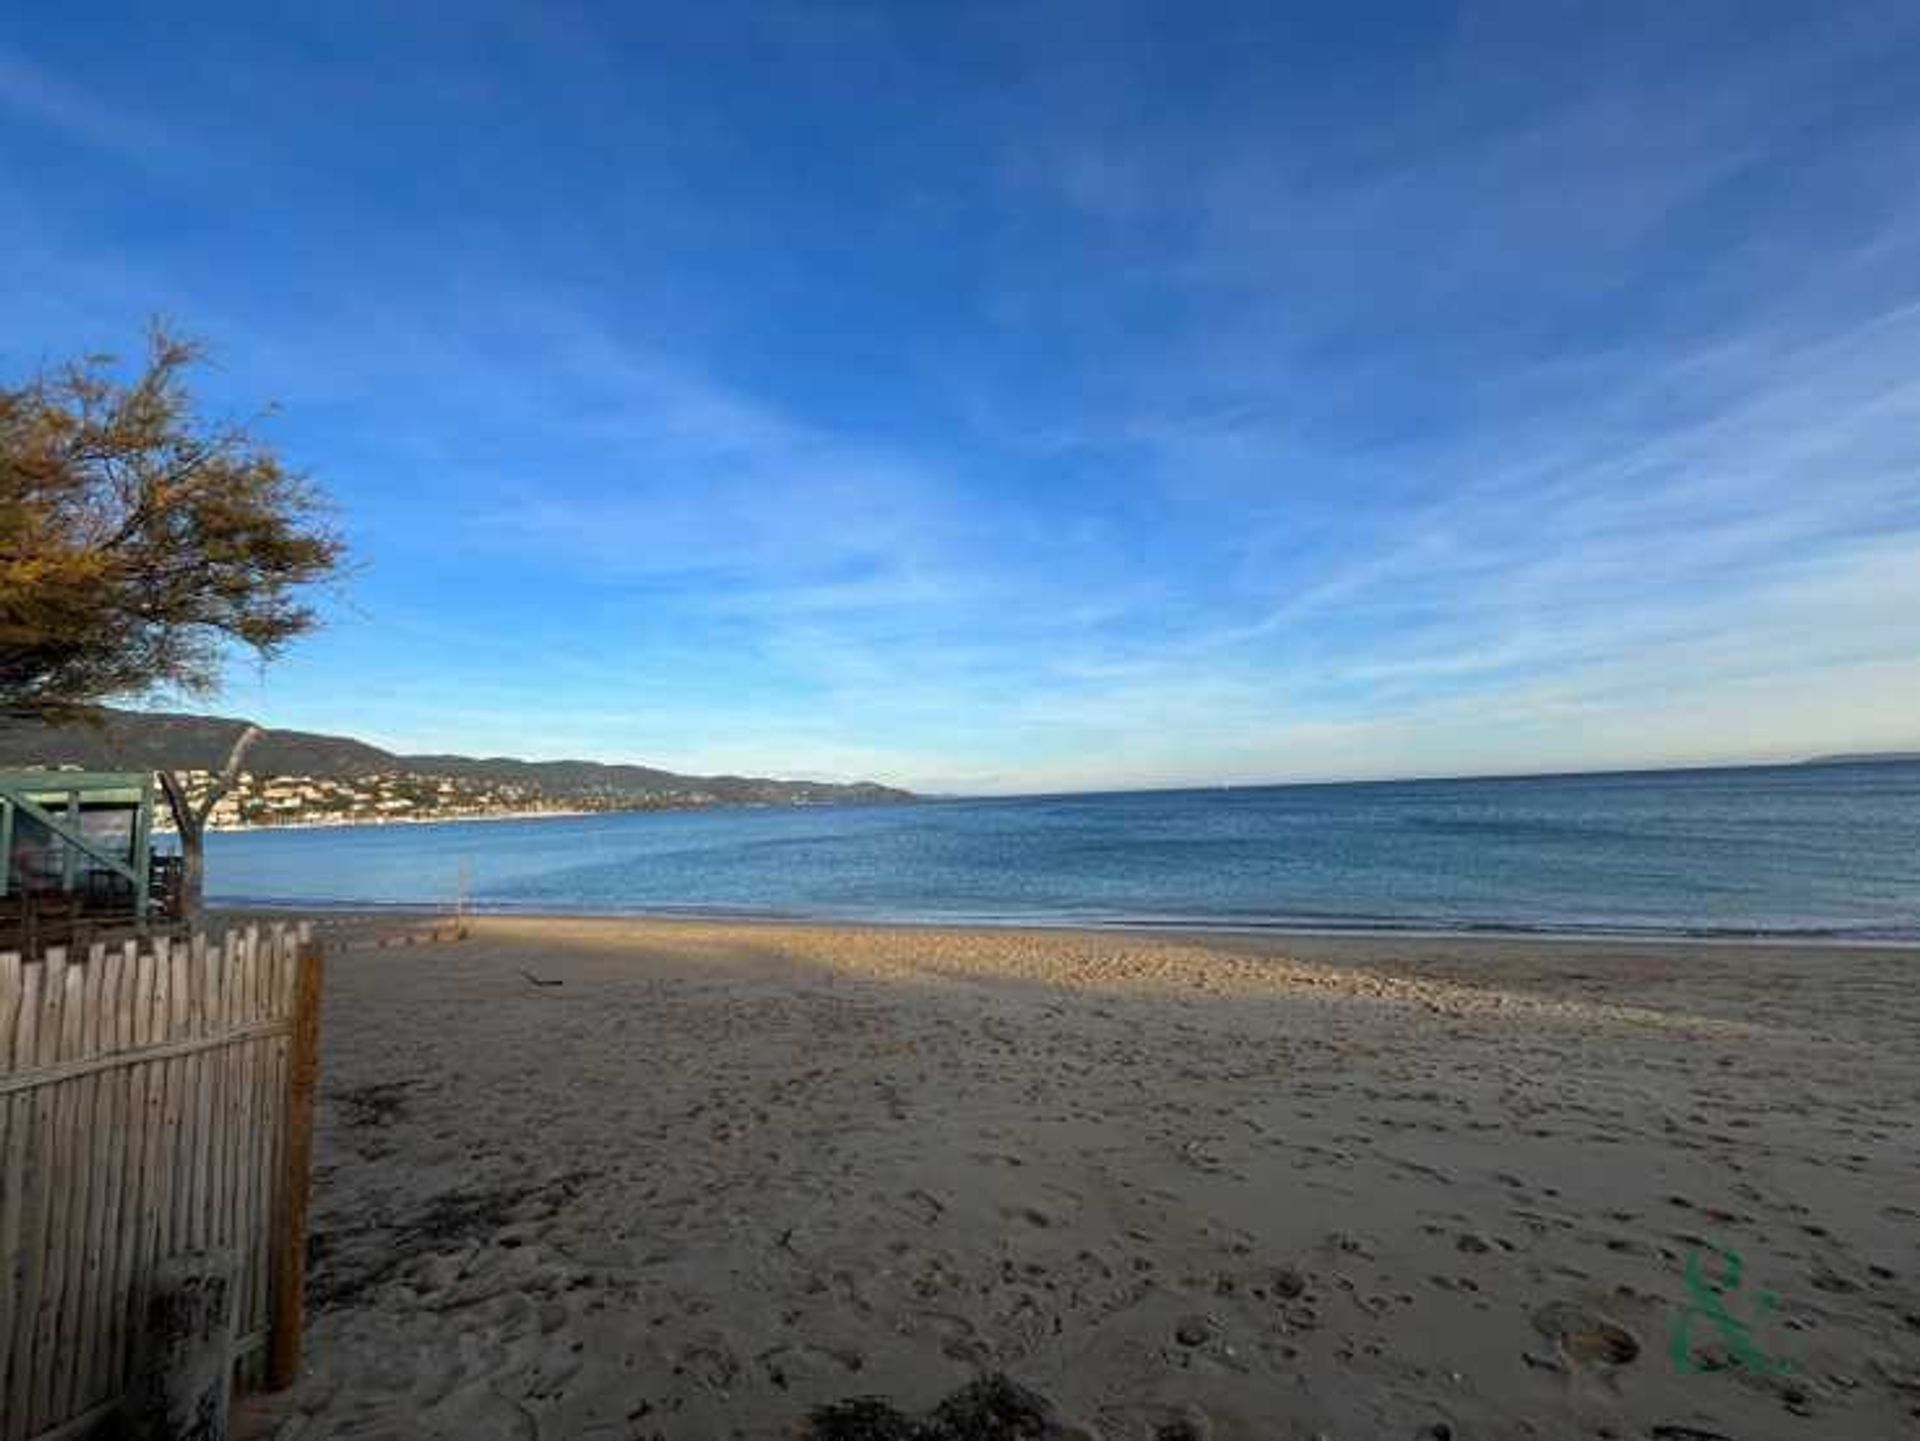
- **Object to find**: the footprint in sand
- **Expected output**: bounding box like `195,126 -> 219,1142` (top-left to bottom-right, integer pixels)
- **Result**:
758,1341 -> 866,1387
1808,1265 -> 1858,1294
900,1187 -> 946,1225
1099,1402 -> 1214,1439
670,1335 -> 743,1391
1267,1266 -> 1308,1300
969,1149 -> 1027,1168
1531,1301 -> 1640,1367
904,1309 -> 994,1365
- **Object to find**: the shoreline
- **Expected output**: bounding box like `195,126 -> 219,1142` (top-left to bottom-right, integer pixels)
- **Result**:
174,798 -> 898,835
211,899 -> 1920,950
171,806 -> 604,835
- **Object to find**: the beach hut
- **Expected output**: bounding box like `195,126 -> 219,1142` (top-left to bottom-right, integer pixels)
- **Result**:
1,769 -> 174,949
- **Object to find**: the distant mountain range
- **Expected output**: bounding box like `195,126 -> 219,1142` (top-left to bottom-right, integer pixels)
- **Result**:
1801,751 -> 1920,766
0,708 -> 914,813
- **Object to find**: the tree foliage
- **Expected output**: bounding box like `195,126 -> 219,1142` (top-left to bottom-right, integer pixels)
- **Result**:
0,329 -> 343,716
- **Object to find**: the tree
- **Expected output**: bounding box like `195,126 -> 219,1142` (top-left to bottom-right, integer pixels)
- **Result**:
1,327 -> 344,917
153,724 -> 264,922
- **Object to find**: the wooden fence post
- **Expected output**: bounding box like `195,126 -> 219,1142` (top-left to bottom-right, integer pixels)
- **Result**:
266,937 -> 322,1391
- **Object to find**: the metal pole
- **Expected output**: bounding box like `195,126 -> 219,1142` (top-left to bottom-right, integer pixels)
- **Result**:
134,775 -> 154,921
63,789 -> 79,890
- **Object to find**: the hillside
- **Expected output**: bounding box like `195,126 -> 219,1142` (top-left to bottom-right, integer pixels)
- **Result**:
0,709 -> 914,821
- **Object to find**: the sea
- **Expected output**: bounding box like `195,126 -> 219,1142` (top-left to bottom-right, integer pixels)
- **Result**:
198,761 -> 1920,941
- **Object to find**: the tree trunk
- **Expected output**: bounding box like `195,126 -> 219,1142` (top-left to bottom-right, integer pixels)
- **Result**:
156,769 -> 203,921
178,815 -> 207,919
157,724 -> 262,924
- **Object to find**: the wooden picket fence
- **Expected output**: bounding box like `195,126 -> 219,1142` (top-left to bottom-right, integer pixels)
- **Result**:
0,924 -> 322,1440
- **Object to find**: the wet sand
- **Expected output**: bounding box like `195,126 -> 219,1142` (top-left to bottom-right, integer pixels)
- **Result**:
241,915 -> 1920,1439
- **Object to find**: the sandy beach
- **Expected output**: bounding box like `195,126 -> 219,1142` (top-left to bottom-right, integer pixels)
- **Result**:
237,916 -> 1920,1440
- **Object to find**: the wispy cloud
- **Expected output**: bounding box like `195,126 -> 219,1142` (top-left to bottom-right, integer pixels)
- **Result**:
0,46 -> 178,159
6,5 -> 1920,789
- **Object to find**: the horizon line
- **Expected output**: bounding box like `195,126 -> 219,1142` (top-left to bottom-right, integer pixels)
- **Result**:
928,750 -> 1920,802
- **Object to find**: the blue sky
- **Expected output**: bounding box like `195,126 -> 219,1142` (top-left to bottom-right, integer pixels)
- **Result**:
5,3 -> 1920,793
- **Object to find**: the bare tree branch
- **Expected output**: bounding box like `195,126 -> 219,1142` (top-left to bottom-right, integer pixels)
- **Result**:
157,767 -> 193,835
193,723 -> 264,827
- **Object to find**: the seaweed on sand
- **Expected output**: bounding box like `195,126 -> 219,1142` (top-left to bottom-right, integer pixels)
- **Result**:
807,1374 -> 1058,1441
332,1080 -> 413,1128
805,1397 -> 922,1441
308,1169 -> 596,1309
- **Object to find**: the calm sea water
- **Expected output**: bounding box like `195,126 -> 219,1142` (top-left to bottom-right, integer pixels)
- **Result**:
202,763 -> 1920,940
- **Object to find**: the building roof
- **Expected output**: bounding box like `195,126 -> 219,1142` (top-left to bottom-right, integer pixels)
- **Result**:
0,771 -> 153,805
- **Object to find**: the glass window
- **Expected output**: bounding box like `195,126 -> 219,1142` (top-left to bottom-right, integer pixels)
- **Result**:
78,803 -> 137,865
7,808 -> 66,895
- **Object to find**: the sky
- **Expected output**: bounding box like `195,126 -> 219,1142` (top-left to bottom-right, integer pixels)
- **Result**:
5,2 -> 1920,794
